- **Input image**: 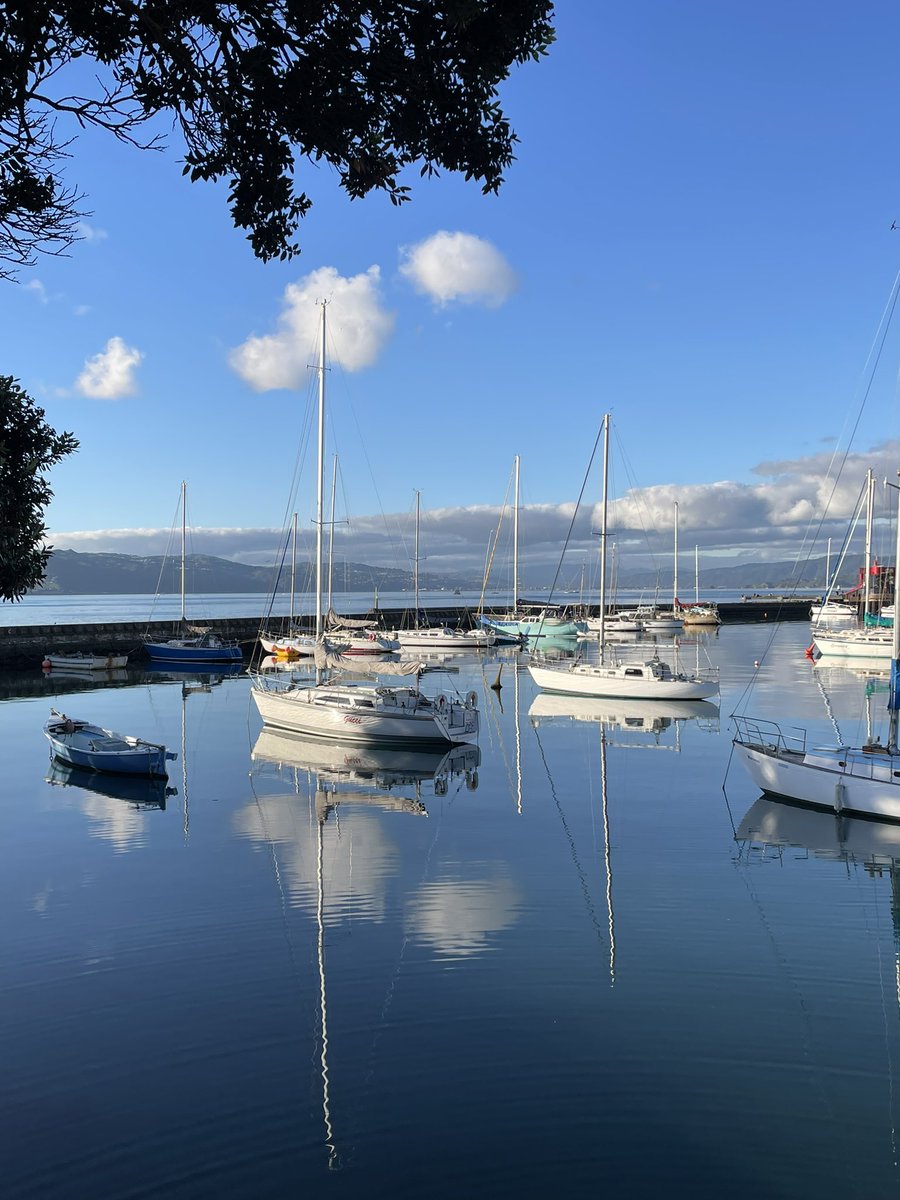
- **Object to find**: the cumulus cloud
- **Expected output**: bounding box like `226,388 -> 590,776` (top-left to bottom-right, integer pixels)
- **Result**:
229,265 -> 395,391
75,336 -> 143,399
399,231 -> 518,307
49,440 -> 900,579
25,279 -> 48,304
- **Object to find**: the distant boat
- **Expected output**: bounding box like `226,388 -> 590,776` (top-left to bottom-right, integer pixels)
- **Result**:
44,709 -> 176,777
528,415 -> 719,701
42,651 -> 128,671
393,492 -> 494,651
477,456 -> 579,640
677,545 -> 721,626
144,482 -> 243,665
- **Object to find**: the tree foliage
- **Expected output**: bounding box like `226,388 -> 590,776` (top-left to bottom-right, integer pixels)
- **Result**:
0,377 -> 78,600
0,0 -> 555,278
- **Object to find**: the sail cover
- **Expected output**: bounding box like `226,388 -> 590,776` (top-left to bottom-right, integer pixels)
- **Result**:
315,643 -> 425,676
325,607 -> 378,631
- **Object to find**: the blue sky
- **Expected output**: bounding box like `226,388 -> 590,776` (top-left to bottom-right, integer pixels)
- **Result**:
5,1 -> 900,582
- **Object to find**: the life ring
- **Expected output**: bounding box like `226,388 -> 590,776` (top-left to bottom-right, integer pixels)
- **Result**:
436,694 -> 448,714
465,691 -> 478,710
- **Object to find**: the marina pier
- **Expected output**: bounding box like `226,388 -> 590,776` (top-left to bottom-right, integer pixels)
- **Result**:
0,598 -> 815,668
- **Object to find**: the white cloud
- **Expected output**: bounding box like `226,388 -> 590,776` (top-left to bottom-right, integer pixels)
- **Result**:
73,305 -> 91,317
228,265 -> 395,391
49,440 -> 900,578
75,337 -> 143,400
76,221 -> 108,242
25,280 -> 48,304
399,231 -> 518,307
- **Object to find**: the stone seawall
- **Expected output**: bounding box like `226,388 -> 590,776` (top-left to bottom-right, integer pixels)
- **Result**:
0,599 -> 813,669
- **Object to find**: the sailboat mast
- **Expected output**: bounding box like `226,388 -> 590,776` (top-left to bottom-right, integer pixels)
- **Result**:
327,455 -> 337,615
695,545 -> 699,605
180,479 -> 186,625
315,303 -> 327,641
290,512 -> 297,628
865,468 -> 874,617
597,414 -> 610,650
673,501 -> 679,613
513,455 -> 520,610
413,489 -> 420,617
889,473 -> 900,727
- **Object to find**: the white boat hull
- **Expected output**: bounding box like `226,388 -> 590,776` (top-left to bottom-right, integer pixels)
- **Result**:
528,659 -> 719,700
43,652 -> 128,671
395,628 -> 494,649
734,739 -> 900,821
251,681 -> 478,746
812,630 -> 893,659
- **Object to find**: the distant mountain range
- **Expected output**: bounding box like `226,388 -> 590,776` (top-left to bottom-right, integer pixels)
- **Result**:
30,549 -> 862,596
34,549 -> 478,595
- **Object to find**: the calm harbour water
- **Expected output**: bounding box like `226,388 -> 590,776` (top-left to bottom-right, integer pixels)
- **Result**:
2,620 -> 898,1197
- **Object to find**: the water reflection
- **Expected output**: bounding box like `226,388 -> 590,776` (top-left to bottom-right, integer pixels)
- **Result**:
735,794 -> 900,1167
239,731 -> 481,921
405,874 -> 522,960
45,761 -> 173,852
240,728 -> 486,1169
250,727 -> 479,799
529,691 -> 720,743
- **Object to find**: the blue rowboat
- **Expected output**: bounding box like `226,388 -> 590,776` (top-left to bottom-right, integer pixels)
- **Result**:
44,710 -> 176,777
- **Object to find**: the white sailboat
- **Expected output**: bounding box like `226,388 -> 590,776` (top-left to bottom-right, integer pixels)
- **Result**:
636,503 -> 683,632
733,474 -> 900,820
678,544 -> 721,626
395,491 -> 494,651
250,303 -> 479,747
528,415 -> 719,701
809,537 -> 856,622
812,469 -> 895,657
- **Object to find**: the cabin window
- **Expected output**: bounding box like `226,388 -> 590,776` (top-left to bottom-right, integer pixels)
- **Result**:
624,668 -> 643,677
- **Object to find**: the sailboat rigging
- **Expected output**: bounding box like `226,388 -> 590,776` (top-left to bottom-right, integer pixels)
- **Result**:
528,414 -> 719,701
478,455 -> 580,641
250,302 -> 480,747
394,491 -> 494,650
144,481 -> 243,664
733,473 -> 900,820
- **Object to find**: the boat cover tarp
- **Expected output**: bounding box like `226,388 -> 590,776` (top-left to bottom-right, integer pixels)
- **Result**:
314,643 -> 424,676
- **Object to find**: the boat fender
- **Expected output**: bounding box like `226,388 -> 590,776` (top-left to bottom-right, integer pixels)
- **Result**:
42,658 -> 51,670
834,780 -> 845,815
465,691 -> 478,710
436,694 -> 448,714
467,771 -> 479,791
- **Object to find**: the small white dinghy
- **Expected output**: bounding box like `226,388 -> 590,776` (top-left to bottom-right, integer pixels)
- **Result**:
44,709 -> 176,777
42,652 -> 129,671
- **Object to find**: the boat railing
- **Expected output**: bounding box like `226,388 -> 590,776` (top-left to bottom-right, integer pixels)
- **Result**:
731,714 -> 807,755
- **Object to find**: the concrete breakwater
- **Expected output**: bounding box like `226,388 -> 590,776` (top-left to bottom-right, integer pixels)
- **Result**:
0,599 -> 814,669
